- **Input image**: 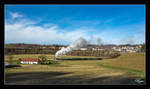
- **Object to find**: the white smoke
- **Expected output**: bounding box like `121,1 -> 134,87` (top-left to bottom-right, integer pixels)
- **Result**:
97,38 -> 102,46
55,37 -> 88,57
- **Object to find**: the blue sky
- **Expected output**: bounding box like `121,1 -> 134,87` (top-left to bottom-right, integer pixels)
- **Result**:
5,5 -> 145,45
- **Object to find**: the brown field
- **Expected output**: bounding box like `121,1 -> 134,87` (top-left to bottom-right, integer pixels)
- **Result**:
5,52 -> 145,85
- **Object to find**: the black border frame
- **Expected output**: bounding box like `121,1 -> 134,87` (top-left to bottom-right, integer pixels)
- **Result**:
0,0 -> 149,88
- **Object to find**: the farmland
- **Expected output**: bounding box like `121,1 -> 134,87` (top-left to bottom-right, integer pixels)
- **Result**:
5,52 -> 145,85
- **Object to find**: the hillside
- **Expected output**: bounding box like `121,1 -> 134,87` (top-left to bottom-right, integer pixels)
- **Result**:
99,53 -> 145,72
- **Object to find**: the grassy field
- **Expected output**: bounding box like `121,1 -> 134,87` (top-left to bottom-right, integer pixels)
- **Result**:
99,53 -> 145,77
5,52 -> 145,85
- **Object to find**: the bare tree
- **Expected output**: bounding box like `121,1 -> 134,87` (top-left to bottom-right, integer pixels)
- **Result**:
8,54 -> 14,65
38,55 -> 47,63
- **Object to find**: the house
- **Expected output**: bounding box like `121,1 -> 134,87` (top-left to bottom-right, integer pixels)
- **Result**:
80,48 -> 88,50
20,58 -> 41,64
92,47 -> 104,51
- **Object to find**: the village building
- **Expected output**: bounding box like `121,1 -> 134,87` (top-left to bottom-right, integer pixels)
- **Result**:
59,47 -> 66,49
80,48 -> 88,50
92,47 -> 104,51
112,45 -> 141,53
20,58 -> 41,64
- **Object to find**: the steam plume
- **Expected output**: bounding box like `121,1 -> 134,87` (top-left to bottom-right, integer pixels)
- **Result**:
97,38 -> 103,46
120,36 -> 135,45
55,37 -> 88,58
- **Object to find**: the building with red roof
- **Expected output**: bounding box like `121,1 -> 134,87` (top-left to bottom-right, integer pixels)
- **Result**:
20,58 -> 41,64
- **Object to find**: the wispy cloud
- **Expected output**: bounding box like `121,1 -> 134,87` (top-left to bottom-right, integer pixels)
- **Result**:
103,18 -> 115,24
5,15 -> 90,45
9,12 -> 23,19
5,12 -> 145,45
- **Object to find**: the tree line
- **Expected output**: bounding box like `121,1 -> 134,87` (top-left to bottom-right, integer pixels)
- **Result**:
5,48 -> 120,58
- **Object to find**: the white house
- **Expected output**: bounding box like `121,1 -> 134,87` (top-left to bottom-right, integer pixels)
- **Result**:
20,58 -> 41,64
80,48 -> 88,50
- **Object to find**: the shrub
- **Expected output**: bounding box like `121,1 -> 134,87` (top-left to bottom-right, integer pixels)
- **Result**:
41,60 -> 51,65
41,60 -> 60,65
109,53 -> 121,58
6,64 -> 21,68
38,55 -> 47,63
50,60 -> 60,64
